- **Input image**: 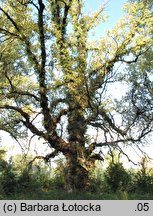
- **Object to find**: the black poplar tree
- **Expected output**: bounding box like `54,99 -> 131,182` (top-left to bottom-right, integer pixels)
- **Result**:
0,0 -> 152,190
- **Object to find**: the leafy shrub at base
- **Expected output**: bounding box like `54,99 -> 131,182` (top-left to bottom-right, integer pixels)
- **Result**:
104,162 -> 131,192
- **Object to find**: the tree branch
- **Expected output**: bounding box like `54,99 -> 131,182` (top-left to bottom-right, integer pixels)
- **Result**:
50,98 -> 67,110
54,108 -> 69,124
38,0 -> 46,69
0,7 -> 20,31
9,90 -> 40,102
0,28 -> 19,37
0,104 -> 46,138
116,145 -> 138,165
61,0 -> 71,35
27,149 -> 59,172
92,128 -> 152,148
98,108 -> 127,136
36,0 -> 54,133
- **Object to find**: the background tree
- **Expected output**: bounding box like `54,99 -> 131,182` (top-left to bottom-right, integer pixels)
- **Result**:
0,0 -> 152,191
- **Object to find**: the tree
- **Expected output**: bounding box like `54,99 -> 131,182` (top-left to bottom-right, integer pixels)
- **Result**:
0,0 -> 152,191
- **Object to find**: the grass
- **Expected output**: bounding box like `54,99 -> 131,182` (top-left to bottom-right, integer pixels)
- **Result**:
1,189 -> 153,200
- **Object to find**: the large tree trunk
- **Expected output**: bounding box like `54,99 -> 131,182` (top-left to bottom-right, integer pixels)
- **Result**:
48,94 -> 102,191
64,153 -> 91,191
62,95 -> 94,191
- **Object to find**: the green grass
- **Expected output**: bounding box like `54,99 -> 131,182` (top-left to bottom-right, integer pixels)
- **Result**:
1,189 -> 153,200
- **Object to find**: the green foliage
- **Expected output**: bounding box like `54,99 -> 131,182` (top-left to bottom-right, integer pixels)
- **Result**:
0,0 -> 153,191
1,164 -> 18,195
0,150 -> 17,195
0,149 -> 7,170
50,159 -> 71,190
104,162 -> 131,192
135,172 -> 153,194
0,152 -> 153,199
134,157 -> 153,194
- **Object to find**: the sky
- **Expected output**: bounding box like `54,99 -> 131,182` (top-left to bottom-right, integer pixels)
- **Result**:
0,0 -> 153,168
85,0 -> 127,37
87,0 -> 127,27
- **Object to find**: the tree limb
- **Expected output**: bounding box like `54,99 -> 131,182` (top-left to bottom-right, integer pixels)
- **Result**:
9,90 -> 40,102
0,104 -> 46,138
54,108 -> 69,124
27,149 -> 59,172
98,108 -> 127,136
0,7 -> 20,31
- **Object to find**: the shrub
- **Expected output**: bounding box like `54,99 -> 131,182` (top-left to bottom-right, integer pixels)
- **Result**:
1,165 -> 18,195
134,157 -> 153,194
104,162 -> 131,192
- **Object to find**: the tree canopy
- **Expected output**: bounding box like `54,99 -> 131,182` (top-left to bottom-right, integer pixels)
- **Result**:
0,0 -> 153,190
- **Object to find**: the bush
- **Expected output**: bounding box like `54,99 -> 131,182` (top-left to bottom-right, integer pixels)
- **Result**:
133,158 -> 153,194
104,162 -> 131,192
52,162 -> 66,190
1,165 -> 18,195
135,172 -> 153,193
